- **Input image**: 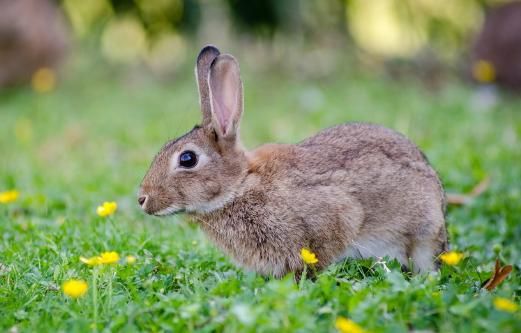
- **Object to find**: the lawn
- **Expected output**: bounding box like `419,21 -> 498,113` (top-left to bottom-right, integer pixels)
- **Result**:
0,52 -> 520,332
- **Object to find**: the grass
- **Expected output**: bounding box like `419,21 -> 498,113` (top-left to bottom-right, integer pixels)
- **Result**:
0,51 -> 520,332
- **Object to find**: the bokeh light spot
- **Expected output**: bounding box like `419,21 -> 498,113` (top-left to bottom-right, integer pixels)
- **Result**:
31,68 -> 56,94
101,16 -> 147,64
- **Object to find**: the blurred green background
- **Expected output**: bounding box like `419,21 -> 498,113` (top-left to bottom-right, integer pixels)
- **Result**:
59,0 -> 498,63
54,0 -> 508,79
2,0 -> 518,90
1,1 -> 521,332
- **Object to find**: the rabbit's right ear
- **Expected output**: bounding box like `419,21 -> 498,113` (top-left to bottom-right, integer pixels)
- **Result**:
208,54 -> 243,140
196,45 -> 220,127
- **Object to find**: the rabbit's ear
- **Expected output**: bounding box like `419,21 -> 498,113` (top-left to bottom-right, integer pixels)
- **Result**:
195,45 -> 220,127
208,54 -> 243,139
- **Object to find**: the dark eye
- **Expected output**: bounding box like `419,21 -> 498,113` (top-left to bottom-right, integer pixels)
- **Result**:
179,150 -> 198,168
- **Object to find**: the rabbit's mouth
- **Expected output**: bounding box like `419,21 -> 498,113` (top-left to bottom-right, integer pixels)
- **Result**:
138,191 -> 186,216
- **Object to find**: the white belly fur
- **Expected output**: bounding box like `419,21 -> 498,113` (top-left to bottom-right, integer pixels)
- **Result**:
342,236 -> 408,266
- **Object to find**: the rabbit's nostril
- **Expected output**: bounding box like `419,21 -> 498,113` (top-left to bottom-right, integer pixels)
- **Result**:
138,195 -> 147,207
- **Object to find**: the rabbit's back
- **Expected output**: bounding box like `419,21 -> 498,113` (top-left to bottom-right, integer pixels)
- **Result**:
297,122 -> 443,199
300,122 -> 427,166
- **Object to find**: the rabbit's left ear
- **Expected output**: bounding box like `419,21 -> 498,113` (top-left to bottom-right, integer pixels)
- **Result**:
208,54 -> 243,139
196,45 -> 220,127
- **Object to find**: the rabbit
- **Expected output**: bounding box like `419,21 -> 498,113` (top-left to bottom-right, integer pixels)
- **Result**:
138,45 -> 448,278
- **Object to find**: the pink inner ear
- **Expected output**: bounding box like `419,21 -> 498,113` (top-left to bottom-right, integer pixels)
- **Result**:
212,94 -> 231,134
209,61 -> 239,136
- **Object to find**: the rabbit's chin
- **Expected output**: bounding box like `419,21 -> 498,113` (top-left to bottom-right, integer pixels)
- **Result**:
184,190 -> 237,214
153,206 -> 185,216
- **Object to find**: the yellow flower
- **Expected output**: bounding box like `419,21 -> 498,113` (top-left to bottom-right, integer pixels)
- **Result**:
62,279 -> 88,298
126,255 -> 136,264
0,190 -> 19,204
31,67 -> 56,93
80,256 -> 101,266
494,297 -> 518,313
439,251 -> 464,266
96,201 -> 117,217
80,251 -> 120,266
335,317 -> 367,333
99,251 -> 120,264
300,248 -> 318,265
472,60 -> 496,83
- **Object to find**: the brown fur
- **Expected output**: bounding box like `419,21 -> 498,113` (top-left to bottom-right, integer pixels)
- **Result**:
139,46 -> 448,277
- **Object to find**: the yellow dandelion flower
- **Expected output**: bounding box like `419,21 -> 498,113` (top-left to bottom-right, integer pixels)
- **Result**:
31,67 -> 56,93
96,201 -> 117,217
81,251 -> 120,265
99,251 -> 120,264
335,317 -> 367,333
472,60 -> 496,83
0,190 -> 19,204
439,251 -> 464,266
494,297 -> 518,313
300,248 -> 318,265
126,255 -> 136,264
62,279 -> 88,298
80,256 -> 101,266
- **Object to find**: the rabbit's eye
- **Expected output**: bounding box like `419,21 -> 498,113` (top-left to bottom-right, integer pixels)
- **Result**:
179,150 -> 198,168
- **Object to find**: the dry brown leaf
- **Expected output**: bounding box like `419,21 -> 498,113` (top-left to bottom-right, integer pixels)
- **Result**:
447,176 -> 490,206
482,259 -> 513,291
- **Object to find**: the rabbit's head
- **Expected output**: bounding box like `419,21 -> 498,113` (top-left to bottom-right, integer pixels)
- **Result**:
138,46 -> 247,215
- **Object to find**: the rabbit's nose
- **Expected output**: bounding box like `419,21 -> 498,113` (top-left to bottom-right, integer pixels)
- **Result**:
138,195 -> 148,207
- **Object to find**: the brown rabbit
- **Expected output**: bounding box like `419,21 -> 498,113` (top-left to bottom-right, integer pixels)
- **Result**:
139,45 -> 447,277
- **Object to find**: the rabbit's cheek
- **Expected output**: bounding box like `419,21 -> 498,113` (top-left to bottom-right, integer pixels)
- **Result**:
184,179 -> 220,203
205,179 -> 222,200
171,187 -> 186,204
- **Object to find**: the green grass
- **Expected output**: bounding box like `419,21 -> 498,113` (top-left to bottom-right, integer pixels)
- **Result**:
1,53 -> 520,332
